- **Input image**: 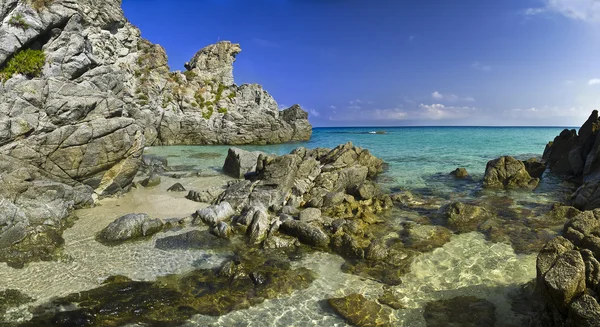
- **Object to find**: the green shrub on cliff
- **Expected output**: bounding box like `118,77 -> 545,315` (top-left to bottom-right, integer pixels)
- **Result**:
1,49 -> 46,81
218,107 -> 228,114
8,14 -> 29,29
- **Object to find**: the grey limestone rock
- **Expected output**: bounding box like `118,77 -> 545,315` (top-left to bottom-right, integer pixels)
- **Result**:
97,213 -> 164,245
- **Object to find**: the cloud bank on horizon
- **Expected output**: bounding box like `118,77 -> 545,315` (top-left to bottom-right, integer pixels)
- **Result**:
122,0 -> 600,127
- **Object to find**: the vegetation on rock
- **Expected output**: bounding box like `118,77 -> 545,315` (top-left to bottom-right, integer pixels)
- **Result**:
8,13 -> 29,29
0,49 -> 46,81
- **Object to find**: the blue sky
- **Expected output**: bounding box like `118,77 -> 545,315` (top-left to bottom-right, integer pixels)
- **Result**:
122,0 -> 600,127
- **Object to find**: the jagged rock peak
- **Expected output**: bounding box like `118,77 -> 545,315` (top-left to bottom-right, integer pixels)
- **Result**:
184,41 -> 241,86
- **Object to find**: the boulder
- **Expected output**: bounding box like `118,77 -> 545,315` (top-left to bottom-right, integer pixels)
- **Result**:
279,220 -> 329,247
97,213 -> 163,245
194,202 -> 235,227
328,293 -> 393,327
140,174 -> 161,188
186,187 -> 225,203
523,158 -> 546,179
298,208 -> 322,222
450,168 -> 469,178
443,202 -> 490,233
155,230 -> 229,250
222,147 -> 264,179
483,156 -> 539,189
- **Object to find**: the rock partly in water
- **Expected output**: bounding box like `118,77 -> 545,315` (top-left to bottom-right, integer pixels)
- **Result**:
523,158 -> 546,179
222,147 -> 264,179
194,202 -> 235,227
423,296 -> 496,327
97,213 -> 164,245
443,202 -> 491,233
450,168 -> 469,179
155,230 -> 229,250
483,156 -> 539,189
533,209 -> 600,326
328,293 -> 393,327
186,187 -> 226,204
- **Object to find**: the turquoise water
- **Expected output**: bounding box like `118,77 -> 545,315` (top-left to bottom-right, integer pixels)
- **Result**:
148,126 -> 568,191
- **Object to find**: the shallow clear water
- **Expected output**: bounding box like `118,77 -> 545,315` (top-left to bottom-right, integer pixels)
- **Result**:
146,126 -> 567,189
0,127 -> 573,326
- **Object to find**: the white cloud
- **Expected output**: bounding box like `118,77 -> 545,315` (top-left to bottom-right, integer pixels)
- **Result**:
505,105 -> 589,119
329,105 -> 337,109
589,78 -> 600,85
418,103 -> 478,120
309,108 -> 320,117
525,0 -> 600,23
431,91 -> 475,102
329,107 -> 407,121
409,35 -> 415,41
349,99 -> 363,105
471,61 -> 492,72
565,80 -> 574,85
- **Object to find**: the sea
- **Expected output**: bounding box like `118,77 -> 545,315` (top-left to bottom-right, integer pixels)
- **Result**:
1,126 -> 578,327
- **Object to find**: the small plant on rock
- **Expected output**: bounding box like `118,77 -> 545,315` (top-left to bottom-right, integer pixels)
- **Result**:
8,14 -> 29,30
0,49 -> 46,81
218,107 -> 228,114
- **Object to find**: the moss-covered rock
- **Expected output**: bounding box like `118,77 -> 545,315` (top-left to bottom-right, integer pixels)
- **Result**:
21,252 -> 315,326
0,225 -> 65,269
423,296 -> 496,327
0,49 -> 45,81
328,293 -> 393,327
0,289 -> 34,324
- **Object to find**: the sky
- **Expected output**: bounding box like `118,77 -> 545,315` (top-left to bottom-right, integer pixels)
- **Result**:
121,0 -> 600,127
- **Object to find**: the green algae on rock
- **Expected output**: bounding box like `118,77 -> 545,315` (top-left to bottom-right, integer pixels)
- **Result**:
0,289 -> 34,324
21,251 -> 316,326
423,296 -> 496,327
328,293 -> 393,327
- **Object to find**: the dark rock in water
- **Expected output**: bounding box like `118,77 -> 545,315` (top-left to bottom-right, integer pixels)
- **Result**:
155,230 -> 229,250
210,222 -> 233,239
186,187 -> 226,203
194,202 -> 235,227
402,223 -> 452,251
423,296 -> 496,327
328,293 -> 393,327
450,168 -> 469,178
523,158 -> 546,179
140,174 -> 161,188
378,290 -> 405,310
0,224 -> 66,269
223,147 -> 265,179
533,209 -> 600,326
167,183 -> 186,192
279,220 -> 330,247
0,289 -> 34,317
97,213 -> 163,245
483,156 -> 539,189
21,254 -> 315,326
443,202 -> 490,233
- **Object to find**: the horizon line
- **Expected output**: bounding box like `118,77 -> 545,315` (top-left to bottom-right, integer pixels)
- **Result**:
311,125 -> 579,128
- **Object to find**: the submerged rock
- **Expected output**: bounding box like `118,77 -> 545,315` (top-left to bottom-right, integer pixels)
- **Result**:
279,220 -> 330,247
450,167 -> 469,178
155,230 -> 229,250
328,293 -> 393,327
97,213 -> 163,245
483,156 -> 539,189
21,254 -> 315,326
443,202 -> 490,233
423,296 -> 496,327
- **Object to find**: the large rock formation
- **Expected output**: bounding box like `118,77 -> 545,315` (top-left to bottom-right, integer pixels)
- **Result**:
483,156 -> 539,189
533,210 -> 600,326
0,0 -> 311,266
544,111 -> 600,209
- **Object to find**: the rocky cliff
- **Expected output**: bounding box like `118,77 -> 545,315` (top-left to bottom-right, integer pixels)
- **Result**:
0,0 -> 311,267
544,111 -> 600,210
